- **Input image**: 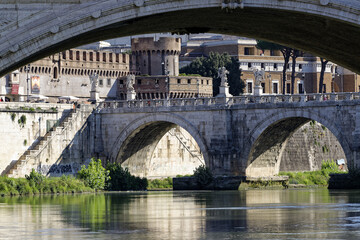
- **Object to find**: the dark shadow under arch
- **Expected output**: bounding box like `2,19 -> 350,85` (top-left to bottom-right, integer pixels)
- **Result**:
246,116 -> 350,177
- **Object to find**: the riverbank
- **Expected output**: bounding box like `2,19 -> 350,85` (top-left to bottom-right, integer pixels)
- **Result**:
0,175 -> 93,196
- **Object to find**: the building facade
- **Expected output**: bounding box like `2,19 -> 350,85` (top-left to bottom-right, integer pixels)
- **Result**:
181,36 -> 360,95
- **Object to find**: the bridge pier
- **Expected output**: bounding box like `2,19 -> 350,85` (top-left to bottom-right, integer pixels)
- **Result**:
351,107 -> 360,170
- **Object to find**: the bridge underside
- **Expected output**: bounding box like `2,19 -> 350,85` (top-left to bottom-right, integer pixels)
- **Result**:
2,6 -> 360,76
247,118 -> 311,177
116,121 -> 176,177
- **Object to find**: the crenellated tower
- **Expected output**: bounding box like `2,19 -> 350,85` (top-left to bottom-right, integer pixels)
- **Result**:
131,37 -> 181,76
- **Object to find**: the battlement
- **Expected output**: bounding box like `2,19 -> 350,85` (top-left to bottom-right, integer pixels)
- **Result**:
131,37 -> 181,53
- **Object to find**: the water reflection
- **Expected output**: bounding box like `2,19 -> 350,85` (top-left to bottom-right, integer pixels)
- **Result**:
0,189 -> 359,239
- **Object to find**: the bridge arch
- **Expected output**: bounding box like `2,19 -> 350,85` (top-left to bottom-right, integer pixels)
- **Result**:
245,109 -> 352,177
1,0 -> 360,76
109,113 -> 209,177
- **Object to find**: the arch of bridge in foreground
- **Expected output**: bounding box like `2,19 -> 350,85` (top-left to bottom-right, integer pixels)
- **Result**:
1,0 -> 360,76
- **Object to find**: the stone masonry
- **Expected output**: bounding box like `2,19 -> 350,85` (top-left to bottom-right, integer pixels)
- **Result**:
0,0 -> 360,77
1,92 -> 360,178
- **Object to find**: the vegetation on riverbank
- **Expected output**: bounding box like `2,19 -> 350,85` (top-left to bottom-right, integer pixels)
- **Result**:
78,158 -> 147,191
148,177 -> 173,190
147,165 -> 213,190
0,170 -> 93,196
279,160 -> 345,186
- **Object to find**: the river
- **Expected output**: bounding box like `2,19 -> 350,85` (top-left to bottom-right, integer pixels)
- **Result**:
0,189 -> 359,239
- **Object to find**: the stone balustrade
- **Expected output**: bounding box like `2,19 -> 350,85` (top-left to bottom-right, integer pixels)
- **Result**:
98,92 -> 360,110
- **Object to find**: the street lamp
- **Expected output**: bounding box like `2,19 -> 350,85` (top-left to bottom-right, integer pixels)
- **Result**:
25,64 -> 30,102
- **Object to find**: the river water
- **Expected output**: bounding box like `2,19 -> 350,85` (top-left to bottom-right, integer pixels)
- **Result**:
0,189 -> 360,239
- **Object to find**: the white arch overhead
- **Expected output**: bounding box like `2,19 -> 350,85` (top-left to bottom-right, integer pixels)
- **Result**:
1,0 -> 360,76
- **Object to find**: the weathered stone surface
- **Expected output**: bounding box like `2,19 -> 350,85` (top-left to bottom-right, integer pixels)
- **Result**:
1,93 -> 360,178
1,0 -> 360,76
98,95 -> 360,177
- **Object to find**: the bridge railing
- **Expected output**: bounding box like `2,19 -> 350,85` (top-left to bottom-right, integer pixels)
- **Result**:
97,92 -> 360,109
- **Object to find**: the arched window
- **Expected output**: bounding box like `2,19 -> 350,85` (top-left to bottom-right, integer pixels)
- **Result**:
53,67 -> 58,79
76,51 -> 80,61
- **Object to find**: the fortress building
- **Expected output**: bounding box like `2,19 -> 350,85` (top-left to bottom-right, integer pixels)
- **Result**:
0,37 -> 212,102
118,37 -> 212,100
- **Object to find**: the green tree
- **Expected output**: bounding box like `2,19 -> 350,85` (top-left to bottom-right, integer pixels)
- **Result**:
77,158 -> 109,190
180,52 -> 245,96
106,163 -> 147,191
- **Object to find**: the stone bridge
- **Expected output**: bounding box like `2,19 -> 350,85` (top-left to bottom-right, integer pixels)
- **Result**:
94,92 -> 360,177
1,0 -> 360,76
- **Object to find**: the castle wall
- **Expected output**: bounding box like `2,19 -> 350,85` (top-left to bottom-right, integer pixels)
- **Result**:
0,103 -> 73,175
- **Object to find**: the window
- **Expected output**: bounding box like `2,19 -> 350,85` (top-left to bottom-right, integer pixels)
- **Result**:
261,83 -> 265,93
201,80 -> 204,85
76,51 -> 80,61
120,80 -> 124,85
244,47 -> 254,55
62,51 -> 66,59
89,52 -> 93,61
270,49 -> 275,56
272,82 -> 279,94
103,53 -> 106,62
116,54 -> 119,63
207,80 -> 209,85
69,50 -> 73,60
96,52 -> 100,61
299,64 -> 303,70
248,62 -> 252,68
137,79 -> 142,85
298,83 -> 304,94
122,54 -> 126,63
273,63 -> 278,70
109,53 -> 113,62
286,83 -> 291,94
107,78 -> 111,86
83,52 -> 86,61
247,81 -> 253,94
261,63 -> 265,69
177,79 -> 181,84
99,79 -> 103,86
187,79 -> 191,84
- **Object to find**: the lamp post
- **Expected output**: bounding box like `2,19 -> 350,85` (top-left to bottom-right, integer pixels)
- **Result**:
25,64 -> 30,102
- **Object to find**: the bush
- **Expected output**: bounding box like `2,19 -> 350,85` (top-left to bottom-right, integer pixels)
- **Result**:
26,168 -> 45,184
193,165 -> 213,188
106,163 -> 147,191
148,177 -> 173,189
77,158 -> 109,190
